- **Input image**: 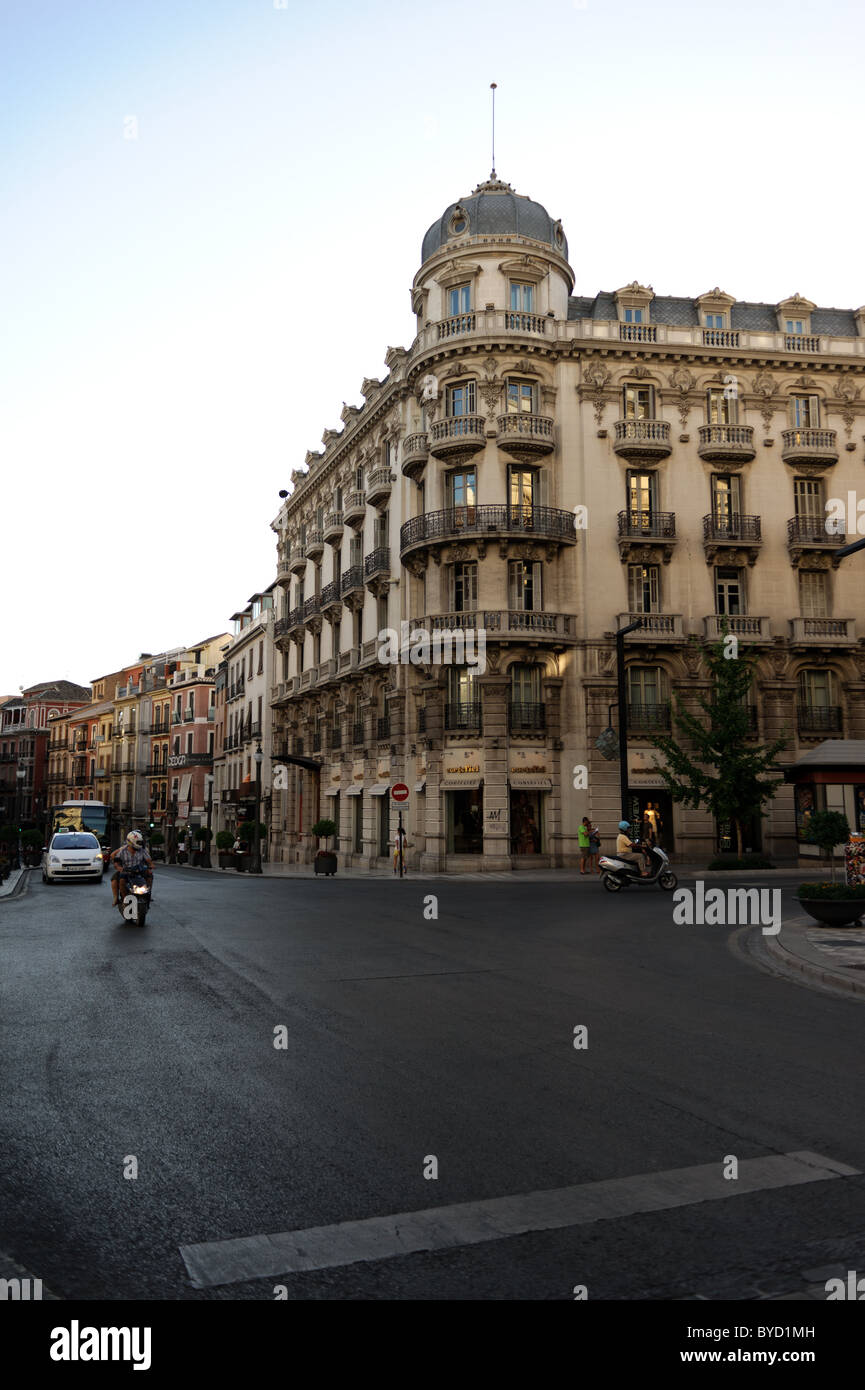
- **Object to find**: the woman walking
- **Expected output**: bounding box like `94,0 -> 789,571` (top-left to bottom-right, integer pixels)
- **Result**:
579,816 -> 592,874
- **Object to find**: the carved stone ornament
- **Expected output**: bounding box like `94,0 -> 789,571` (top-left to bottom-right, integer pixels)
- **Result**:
631,365 -> 650,379
751,371 -> 777,433
449,544 -> 471,563
485,647 -> 502,674
834,372 -> 861,437
852,651 -> 865,681
669,366 -> 696,428
479,357 -> 501,417
583,360 -> 612,426
682,644 -> 702,678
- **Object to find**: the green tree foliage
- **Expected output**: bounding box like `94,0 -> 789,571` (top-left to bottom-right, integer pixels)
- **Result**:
650,629 -> 788,856
804,809 -> 850,883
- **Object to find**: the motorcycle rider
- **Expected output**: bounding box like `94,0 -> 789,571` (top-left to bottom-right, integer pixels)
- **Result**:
111,831 -> 153,912
615,820 -> 648,878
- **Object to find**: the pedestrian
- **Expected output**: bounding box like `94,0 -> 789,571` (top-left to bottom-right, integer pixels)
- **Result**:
392,825 -> 408,875
578,816 -> 592,874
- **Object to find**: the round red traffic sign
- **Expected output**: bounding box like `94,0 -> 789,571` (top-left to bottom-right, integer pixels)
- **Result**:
391,782 -> 410,802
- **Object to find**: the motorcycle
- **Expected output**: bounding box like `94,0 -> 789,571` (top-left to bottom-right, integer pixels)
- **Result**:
119,867 -> 151,926
598,842 -> 677,892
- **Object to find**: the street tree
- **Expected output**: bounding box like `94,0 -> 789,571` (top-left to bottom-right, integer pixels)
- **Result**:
649,629 -> 788,857
804,809 -> 850,884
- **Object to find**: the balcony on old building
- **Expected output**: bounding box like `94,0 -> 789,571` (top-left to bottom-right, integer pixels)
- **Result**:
366,467 -> 392,508
613,419 -> 672,460
289,550 -> 307,575
617,613 -> 684,641
304,531 -> 324,562
701,329 -> 740,348
429,415 -> 486,461
364,547 -> 390,584
323,511 -> 344,544
789,617 -> 856,644
784,334 -> 821,354
627,702 -> 671,732
619,323 -> 657,343
495,413 -> 554,461
337,647 -> 360,674
303,595 -> 320,621
276,557 -> 293,588
697,424 -> 756,463
702,614 -> 771,642
786,515 -> 847,565
402,433 -> 429,479
508,701 -> 546,733
287,606 -> 303,631
320,580 -> 342,614
781,428 -> 838,468
274,616 -> 289,641
414,610 -> 575,644
702,512 -> 762,565
400,505 -> 577,561
445,701 -> 482,732
340,565 -> 364,599
412,308 -> 551,354
616,510 -> 677,564
797,705 -> 843,735
343,491 -> 366,527
376,715 -> 391,740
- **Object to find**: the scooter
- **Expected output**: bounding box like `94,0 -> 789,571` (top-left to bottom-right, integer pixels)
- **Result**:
118,868 -> 151,926
599,842 -> 677,892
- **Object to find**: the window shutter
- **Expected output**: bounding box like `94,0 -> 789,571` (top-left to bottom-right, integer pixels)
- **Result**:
532,562 -> 543,609
537,469 -> 550,510
508,562 -> 520,611
809,394 -> 820,426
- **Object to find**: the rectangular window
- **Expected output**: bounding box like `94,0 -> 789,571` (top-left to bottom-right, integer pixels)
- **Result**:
627,470 -> 657,519
794,478 -> 822,519
628,666 -> 662,705
349,535 -> 361,567
505,379 -> 536,414
509,467 -> 535,519
707,387 -> 735,425
799,668 -> 832,707
715,566 -> 744,616
448,284 -> 471,316
446,381 -> 476,416
453,562 -> 478,612
711,474 -> 741,528
623,385 -> 653,419
792,394 -> 820,428
448,469 -> 476,513
377,593 -> 388,633
705,313 -> 726,329
186,732 -> 193,754
627,564 -> 659,613
332,619 -> 341,655
353,794 -> 364,854
374,512 -> 388,548
508,560 -> 542,611
799,570 -> 828,618
786,319 -> 804,334
509,282 -> 533,312
624,307 -> 643,323
355,465 -> 364,491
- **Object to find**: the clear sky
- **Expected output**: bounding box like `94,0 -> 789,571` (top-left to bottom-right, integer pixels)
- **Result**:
2,0 -> 862,695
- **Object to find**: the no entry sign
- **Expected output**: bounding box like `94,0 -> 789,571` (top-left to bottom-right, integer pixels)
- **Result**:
391,782 -> 410,802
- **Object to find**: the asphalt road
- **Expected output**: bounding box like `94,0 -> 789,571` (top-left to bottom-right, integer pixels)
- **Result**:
2,866 -> 864,1301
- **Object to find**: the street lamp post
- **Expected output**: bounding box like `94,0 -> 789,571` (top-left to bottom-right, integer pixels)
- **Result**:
14,767 -> 26,868
250,743 -> 263,874
203,774 -> 214,868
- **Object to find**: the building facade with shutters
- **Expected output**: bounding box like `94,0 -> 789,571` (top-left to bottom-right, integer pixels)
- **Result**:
268,172 -> 865,870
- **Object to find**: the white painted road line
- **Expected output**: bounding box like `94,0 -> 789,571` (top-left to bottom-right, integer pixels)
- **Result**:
179,1150 -> 859,1289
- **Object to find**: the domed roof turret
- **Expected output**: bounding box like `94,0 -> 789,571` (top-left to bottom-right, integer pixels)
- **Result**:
421,174 -> 567,264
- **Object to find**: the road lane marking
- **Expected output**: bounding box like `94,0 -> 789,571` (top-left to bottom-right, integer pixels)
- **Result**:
179,1149 -> 859,1289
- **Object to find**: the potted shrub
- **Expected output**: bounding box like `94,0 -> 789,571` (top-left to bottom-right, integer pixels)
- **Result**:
149,830 -> 165,862
215,830 -> 234,869
237,821 -> 267,871
796,882 -> 865,927
311,818 -> 338,876
193,826 -> 212,867
803,810 -> 850,884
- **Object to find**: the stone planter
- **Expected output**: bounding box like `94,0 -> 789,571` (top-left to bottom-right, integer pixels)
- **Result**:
796,897 -> 865,927
314,853 -> 338,876
218,853 -> 233,870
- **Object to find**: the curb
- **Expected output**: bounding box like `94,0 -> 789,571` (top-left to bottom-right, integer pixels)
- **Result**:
763,915 -> 865,1001
0,868 -> 29,903
0,1247 -> 60,1299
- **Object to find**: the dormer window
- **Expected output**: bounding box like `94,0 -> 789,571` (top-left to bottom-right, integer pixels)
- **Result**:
624,307 -> 643,324
510,282 -> 534,312
448,284 -> 471,316
786,319 -> 804,334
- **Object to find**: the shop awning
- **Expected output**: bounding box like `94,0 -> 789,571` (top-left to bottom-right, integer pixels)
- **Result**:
347,785 -> 364,796
370,784 -> 389,796
509,776 -> 552,791
179,773 -> 192,802
441,775 -> 483,791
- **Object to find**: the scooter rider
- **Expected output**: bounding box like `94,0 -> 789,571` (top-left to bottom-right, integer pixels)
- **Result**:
615,820 -> 647,878
111,831 -> 153,911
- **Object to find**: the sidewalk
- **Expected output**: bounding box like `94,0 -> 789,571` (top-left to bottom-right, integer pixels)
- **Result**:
0,867 -> 27,900
161,862 -> 806,883
763,913 -> 865,1000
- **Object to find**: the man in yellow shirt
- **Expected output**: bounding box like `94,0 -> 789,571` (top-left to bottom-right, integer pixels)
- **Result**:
615,820 -> 646,876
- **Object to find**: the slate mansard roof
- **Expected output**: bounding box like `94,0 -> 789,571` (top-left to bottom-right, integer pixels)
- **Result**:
567,293 -> 859,336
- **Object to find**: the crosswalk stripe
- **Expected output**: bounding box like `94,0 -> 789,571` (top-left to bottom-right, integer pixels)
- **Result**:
179,1149 -> 859,1289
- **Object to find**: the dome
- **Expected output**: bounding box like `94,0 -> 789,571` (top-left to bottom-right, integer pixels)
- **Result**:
421,174 -> 567,264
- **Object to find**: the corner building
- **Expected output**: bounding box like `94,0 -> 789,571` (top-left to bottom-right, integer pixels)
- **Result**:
270,173 -> 865,871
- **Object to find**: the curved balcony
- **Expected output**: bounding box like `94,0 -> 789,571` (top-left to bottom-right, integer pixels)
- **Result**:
340,565 -> 364,598
303,596 -> 320,622
402,432 -> 429,479
781,429 -> 838,468
400,504 -> 578,559
323,511 -> 343,544
429,415 -> 486,460
343,491 -> 366,528
495,413 -> 554,461
289,551 -> 307,576
276,557 -> 293,588
697,424 -> 756,463
786,515 -> 847,566
320,580 -> 342,615
304,530 -> 325,562
616,510 -> 677,564
364,547 -> 390,586
366,467 -> 392,508
702,512 -> 762,565
612,419 -> 672,460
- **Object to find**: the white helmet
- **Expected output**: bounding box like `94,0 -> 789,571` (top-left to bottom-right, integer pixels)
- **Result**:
127,831 -> 143,846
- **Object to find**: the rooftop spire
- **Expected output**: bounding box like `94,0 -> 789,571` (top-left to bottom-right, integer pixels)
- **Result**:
490,82 -> 497,179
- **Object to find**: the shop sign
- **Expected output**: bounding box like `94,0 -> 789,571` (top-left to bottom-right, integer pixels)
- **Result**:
627,747 -> 668,789
442,747 -> 483,789
509,748 -> 552,790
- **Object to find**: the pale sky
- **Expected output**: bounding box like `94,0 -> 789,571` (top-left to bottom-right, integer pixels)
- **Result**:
2,0 -> 862,695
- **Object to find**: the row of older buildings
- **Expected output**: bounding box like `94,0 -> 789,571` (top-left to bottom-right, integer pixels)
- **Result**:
5,170 -> 865,867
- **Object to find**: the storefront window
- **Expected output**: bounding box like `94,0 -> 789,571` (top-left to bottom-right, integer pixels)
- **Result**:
447,790 -> 483,854
510,790 -> 542,854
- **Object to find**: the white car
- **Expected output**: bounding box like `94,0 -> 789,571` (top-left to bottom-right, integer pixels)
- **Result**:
41,832 -> 105,884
